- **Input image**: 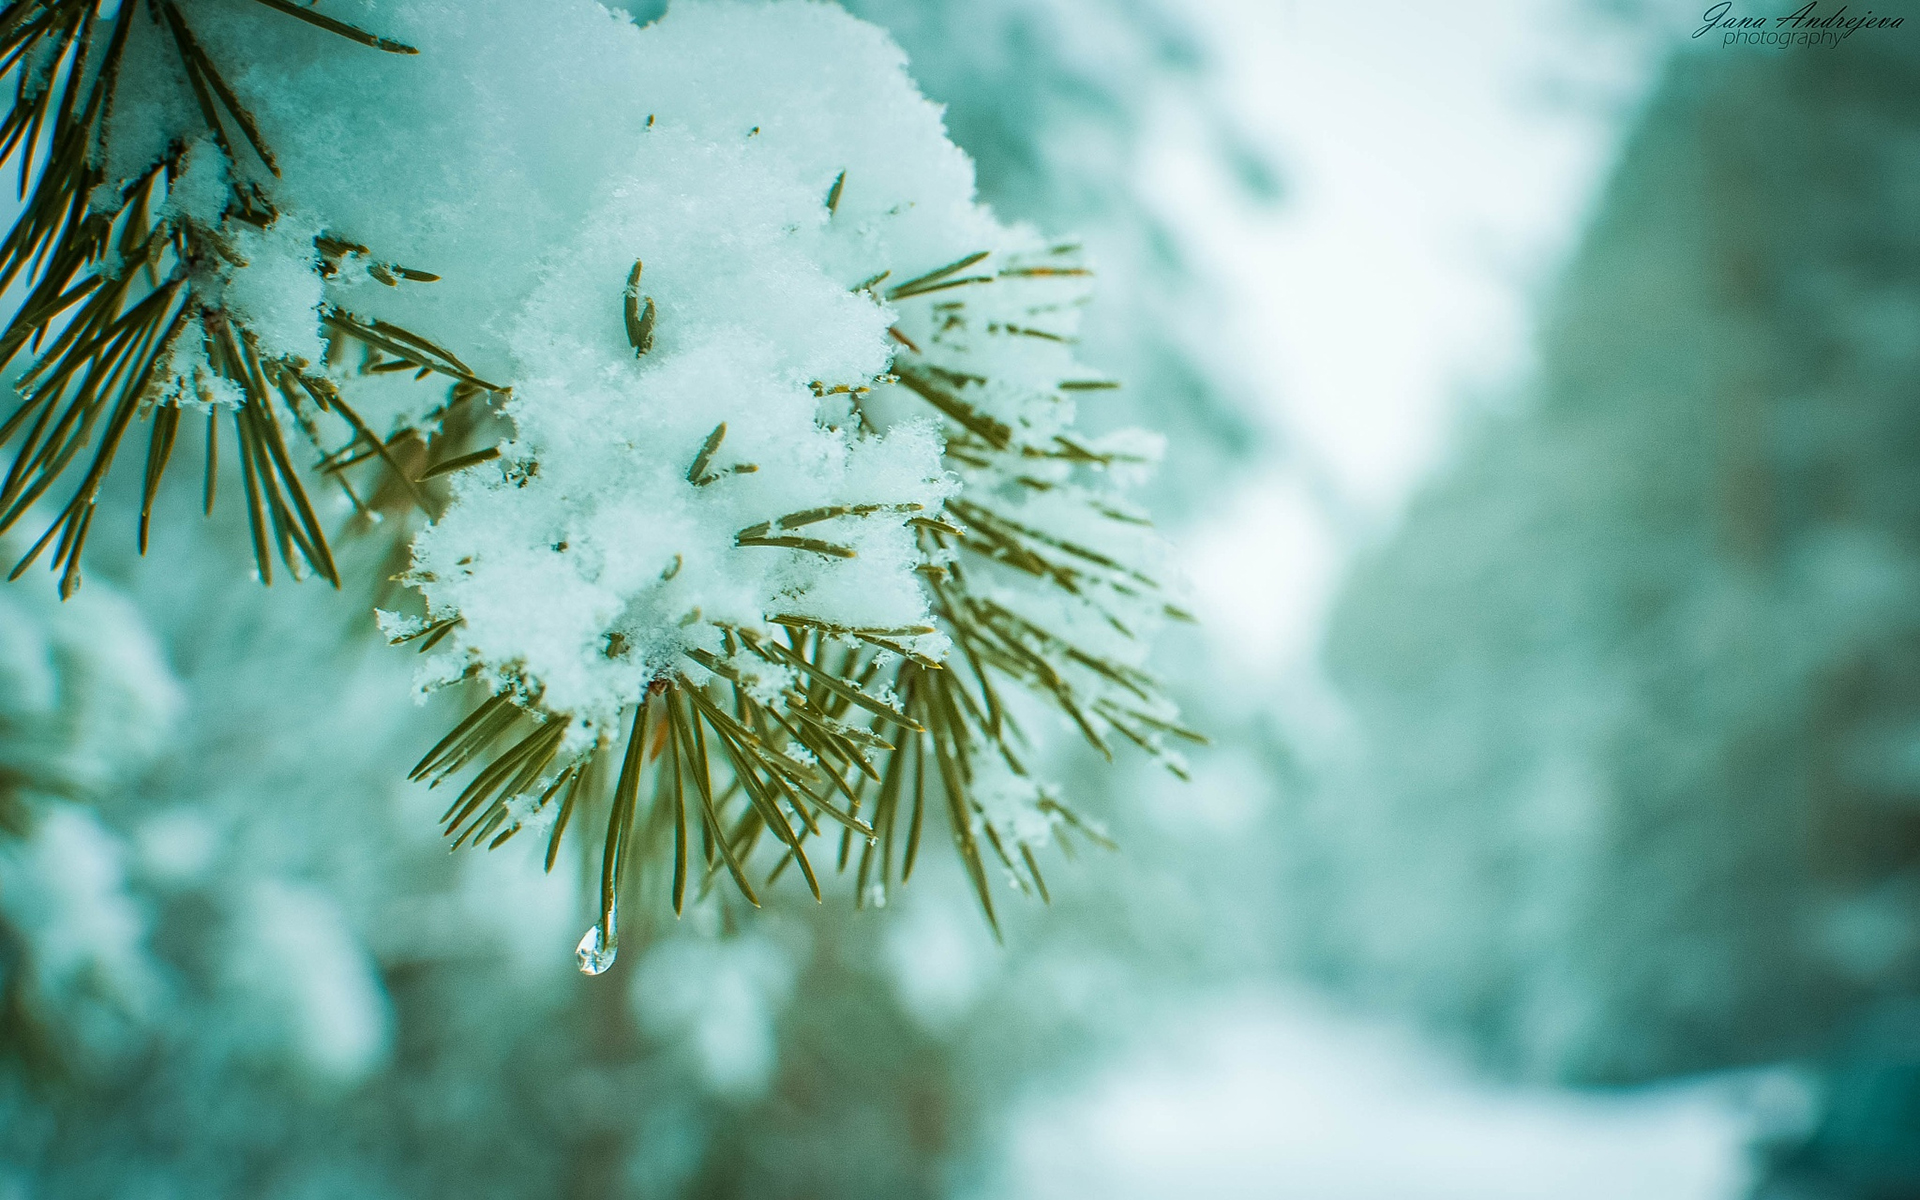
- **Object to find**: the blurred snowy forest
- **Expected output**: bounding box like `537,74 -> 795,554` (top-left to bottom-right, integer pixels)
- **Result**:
3,1 -> 1919,1199
1295,28 -> 1920,1198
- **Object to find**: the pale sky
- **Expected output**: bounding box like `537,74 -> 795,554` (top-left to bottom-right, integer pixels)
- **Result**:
1161,0 -> 1665,679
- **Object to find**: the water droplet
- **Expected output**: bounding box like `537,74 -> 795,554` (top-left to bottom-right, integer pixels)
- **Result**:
576,920 -> 618,975
863,883 -> 888,909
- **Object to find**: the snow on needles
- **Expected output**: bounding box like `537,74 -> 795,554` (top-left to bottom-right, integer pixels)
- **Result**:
95,0 -> 1181,825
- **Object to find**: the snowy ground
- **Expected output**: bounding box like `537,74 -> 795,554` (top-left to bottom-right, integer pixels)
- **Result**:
991,990 -> 1771,1200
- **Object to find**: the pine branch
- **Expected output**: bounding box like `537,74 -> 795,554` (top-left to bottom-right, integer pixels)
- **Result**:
0,0 -> 458,592
0,7 -> 1198,971
403,242 -> 1199,965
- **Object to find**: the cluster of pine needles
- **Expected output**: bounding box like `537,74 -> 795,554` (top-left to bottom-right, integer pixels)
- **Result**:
0,0 -> 1200,961
418,243 -> 1203,959
0,0 -> 474,598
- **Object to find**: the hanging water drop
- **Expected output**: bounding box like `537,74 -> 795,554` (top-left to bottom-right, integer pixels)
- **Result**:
863,882 -> 888,909
576,920 -> 618,974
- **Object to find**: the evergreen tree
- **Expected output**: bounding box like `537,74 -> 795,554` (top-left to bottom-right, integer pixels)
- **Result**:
0,2 -> 1248,1195
0,0 -> 1195,961
1302,28 -> 1920,1113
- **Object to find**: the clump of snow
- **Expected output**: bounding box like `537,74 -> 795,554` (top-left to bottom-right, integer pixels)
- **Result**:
87,0 -> 1179,812
221,213 -> 328,365
221,880 -> 392,1085
0,556 -> 182,1066
0,805 -> 160,1062
153,137 -> 228,229
632,928 -> 800,1100
0,552 -> 181,801
151,314 -> 247,411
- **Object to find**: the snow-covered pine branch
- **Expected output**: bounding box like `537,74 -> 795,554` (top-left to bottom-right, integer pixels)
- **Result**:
0,0 -> 1198,970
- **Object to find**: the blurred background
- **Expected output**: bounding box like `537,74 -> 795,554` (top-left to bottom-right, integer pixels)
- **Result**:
5,0 -> 1920,1196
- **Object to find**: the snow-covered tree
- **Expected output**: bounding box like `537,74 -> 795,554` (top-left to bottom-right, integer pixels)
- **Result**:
1297,32 -> 1920,1103
0,2 -> 1252,1196
0,0 -> 1197,970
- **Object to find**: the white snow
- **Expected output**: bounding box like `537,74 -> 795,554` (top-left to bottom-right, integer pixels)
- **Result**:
994,990 -> 1763,1200
89,0 -> 1177,795
632,927 -> 801,1099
